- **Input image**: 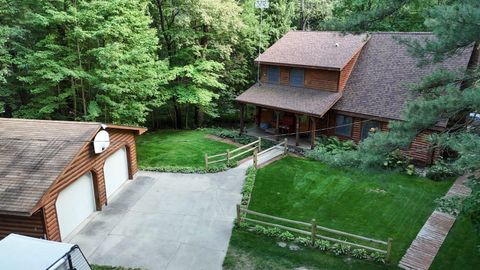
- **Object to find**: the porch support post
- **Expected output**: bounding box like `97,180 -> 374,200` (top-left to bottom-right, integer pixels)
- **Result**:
239,103 -> 245,135
255,106 -> 261,126
295,114 -> 300,146
310,116 -> 316,150
275,111 -> 280,141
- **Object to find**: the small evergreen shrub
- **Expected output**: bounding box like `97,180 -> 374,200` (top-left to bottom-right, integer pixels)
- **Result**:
426,160 -> 460,181
435,195 -> 464,216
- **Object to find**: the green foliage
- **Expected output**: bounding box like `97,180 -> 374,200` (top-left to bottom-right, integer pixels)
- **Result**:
240,223 -> 385,263
463,178 -> 480,231
204,127 -> 276,148
241,166 -> 257,206
426,160 -> 460,181
139,165 -> 226,174
324,0 -> 438,32
1,0 -> 166,124
435,195 -> 464,216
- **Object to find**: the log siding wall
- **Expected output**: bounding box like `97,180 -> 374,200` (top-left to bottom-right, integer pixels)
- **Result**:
0,210 -> 45,239
1,128 -> 140,242
260,64 -> 339,91
338,50 -> 361,91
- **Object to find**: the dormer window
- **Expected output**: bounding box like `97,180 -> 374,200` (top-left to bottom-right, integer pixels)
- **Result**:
267,66 -> 280,83
289,68 -> 304,87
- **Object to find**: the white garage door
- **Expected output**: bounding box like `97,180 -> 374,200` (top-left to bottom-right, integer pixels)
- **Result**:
56,172 -> 96,240
104,147 -> 129,199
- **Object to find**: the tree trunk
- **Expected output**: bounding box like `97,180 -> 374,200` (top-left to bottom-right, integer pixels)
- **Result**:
173,97 -> 183,129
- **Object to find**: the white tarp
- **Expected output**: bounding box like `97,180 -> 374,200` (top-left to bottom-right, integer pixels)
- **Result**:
0,234 -> 79,270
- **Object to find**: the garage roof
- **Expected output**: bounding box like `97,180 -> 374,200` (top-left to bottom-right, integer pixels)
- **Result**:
0,118 -> 145,216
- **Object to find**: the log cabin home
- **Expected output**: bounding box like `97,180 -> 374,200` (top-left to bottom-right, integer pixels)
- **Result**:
236,31 -> 474,165
0,118 -> 146,242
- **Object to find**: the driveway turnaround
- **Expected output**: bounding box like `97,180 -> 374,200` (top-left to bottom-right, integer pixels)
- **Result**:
68,168 -> 246,270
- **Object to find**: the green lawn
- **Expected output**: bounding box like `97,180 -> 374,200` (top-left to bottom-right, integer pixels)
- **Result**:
430,214 -> 480,269
247,156 -> 452,263
136,129 -> 239,168
224,229 -> 399,270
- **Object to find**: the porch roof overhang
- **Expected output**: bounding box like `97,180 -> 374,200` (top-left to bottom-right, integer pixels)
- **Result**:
236,83 -> 342,118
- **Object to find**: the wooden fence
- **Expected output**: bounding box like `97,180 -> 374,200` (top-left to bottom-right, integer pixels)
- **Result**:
205,138 -> 288,169
236,205 -> 393,262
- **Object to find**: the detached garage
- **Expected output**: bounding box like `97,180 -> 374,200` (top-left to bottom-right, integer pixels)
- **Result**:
0,118 -> 146,241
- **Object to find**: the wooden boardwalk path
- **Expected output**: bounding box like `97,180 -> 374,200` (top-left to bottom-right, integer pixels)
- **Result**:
398,174 -> 473,270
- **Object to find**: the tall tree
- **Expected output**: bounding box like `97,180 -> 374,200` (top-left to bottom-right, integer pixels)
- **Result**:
149,0 -> 244,129
1,0 -> 166,125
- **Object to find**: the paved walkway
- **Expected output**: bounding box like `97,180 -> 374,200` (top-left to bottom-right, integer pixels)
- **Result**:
399,174 -> 473,270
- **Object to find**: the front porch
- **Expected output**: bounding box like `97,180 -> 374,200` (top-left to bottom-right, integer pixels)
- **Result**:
239,105 -> 330,150
244,126 -> 313,150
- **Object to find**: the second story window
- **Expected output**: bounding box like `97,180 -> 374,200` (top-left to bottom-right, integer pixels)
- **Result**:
289,68 -> 304,87
267,66 -> 280,83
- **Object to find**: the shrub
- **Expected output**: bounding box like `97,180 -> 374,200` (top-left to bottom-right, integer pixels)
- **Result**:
265,227 -> 282,237
306,145 -> 360,168
426,160 -> 460,181
139,165 -> 226,174
383,149 -> 416,175
295,236 -> 311,246
435,195 -> 464,216
279,231 -> 295,241
204,127 -> 276,149
315,239 -> 331,251
352,249 -> 369,260
369,252 -> 386,263
241,167 -> 257,206
253,225 -> 267,234
323,137 -> 357,152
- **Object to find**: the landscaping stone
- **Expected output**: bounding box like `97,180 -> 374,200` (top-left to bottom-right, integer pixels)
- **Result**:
288,243 -> 301,251
277,241 -> 287,248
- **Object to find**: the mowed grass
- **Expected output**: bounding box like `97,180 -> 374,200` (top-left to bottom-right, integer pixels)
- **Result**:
223,229 -> 400,270
248,156 -> 452,263
136,130 -> 238,168
430,214 -> 480,269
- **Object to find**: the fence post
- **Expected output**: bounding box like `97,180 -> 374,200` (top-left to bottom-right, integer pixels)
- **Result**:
386,238 -> 393,263
258,137 -> 262,152
236,204 -> 242,226
311,219 -> 317,246
283,138 -> 288,155
227,149 -> 231,166
253,149 -> 258,169
205,153 -> 208,170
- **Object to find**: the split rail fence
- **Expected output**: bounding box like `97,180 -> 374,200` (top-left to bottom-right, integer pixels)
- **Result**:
205,137 -> 288,169
236,205 -> 393,262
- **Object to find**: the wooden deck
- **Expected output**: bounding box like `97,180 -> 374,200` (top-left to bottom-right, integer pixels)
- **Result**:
398,174 -> 473,270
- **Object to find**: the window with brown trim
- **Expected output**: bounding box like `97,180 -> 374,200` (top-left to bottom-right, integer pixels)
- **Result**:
335,114 -> 352,137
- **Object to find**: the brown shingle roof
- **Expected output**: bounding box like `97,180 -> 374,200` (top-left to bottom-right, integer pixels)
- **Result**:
333,32 -> 473,120
0,118 -> 101,215
236,83 -> 342,117
255,31 -> 369,70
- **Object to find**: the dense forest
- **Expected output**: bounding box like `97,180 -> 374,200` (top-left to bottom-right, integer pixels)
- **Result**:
0,0 -> 442,128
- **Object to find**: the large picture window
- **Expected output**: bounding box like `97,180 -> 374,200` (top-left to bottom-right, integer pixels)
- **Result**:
335,115 -> 353,137
289,68 -> 304,87
361,121 -> 381,140
267,66 -> 280,83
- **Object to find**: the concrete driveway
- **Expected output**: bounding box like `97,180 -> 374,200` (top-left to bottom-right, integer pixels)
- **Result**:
68,168 -> 246,270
